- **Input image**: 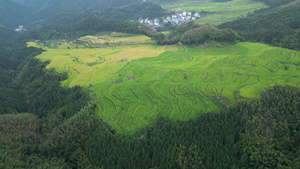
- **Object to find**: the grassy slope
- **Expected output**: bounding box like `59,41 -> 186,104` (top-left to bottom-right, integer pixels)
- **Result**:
30,33 -> 300,132
163,0 -> 268,25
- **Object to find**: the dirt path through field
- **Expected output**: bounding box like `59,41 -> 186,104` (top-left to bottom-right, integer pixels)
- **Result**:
178,42 -> 187,52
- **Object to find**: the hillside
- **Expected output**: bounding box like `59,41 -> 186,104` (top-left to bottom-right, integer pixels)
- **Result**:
27,0 -> 143,22
163,0 -> 268,25
11,0 -> 48,9
40,2 -> 170,27
0,0 -> 144,27
219,0 -> 300,50
0,0 -> 34,28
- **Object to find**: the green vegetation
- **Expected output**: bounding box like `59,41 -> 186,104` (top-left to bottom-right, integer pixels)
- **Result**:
21,17 -> 157,41
31,34 -> 300,132
1,0 -> 300,168
84,85 -> 300,169
0,29 -> 96,168
11,0 -> 48,9
0,0 -> 34,28
251,0 -> 295,7
25,0 -> 143,23
43,2 -> 170,27
155,22 -> 243,45
219,0 -> 300,50
163,0 -> 268,25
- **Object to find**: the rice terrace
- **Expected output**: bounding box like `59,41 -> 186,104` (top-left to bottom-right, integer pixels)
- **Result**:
163,0 -> 268,25
29,32 -> 300,132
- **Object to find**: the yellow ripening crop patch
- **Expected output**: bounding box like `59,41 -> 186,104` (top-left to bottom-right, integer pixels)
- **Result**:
31,40 -> 178,87
79,32 -> 153,45
27,41 -> 43,48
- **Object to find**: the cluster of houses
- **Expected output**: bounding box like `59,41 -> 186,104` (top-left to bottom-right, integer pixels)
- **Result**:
15,25 -> 25,32
139,11 -> 201,27
139,18 -> 160,26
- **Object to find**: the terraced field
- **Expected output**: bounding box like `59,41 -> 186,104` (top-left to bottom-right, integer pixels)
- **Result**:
79,32 -> 153,46
163,0 -> 268,25
29,34 -> 300,132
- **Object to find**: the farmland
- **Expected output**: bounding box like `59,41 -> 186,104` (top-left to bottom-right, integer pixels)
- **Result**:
163,0 -> 268,25
30,33 -> 300,132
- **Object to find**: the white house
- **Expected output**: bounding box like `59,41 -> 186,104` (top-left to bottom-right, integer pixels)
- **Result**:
194,12 -> 200,18
183,11 -> 187,16
15,25 -> 24,32
148,20 -> 154,25
154,18 -> 160,26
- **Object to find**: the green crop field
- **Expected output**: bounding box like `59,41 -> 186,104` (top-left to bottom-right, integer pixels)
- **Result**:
163,0 -> 268,25
29,34 -> 300,133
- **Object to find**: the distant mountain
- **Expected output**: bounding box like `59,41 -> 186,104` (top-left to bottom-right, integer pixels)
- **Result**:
40,2 -> 170,27
10,0 -> 49,9
27,0 -> 143,22
0,0 -> 34,28
1,0 -> 143,28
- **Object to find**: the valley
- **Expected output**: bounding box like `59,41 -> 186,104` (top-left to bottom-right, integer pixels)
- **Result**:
30,33 -> 300,132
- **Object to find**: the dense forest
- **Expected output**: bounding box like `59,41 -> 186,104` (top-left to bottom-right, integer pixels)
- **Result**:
0,0 -> 34,27
154,22 -> 242,45
219,0 -> 300,50
251,0 -> 294,7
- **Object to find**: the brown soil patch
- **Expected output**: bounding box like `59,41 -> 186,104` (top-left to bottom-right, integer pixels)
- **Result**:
126,76 -> 135,81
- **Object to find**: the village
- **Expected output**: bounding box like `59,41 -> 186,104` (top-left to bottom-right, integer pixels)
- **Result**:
138,11 -> 201,27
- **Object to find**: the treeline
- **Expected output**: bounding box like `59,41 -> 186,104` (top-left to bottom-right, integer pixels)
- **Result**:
214,0 -> 232,2
20,17 -> 157,41
251,0 -> 294,7
155,22 -> 243,45
219,1 -> 300,50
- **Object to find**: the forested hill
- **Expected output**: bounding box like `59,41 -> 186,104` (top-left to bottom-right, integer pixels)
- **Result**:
219,0 -> 300,50
20,17 -> 157,41
0,0 -> 34,28
251,0 -> 295,7
0,25 -> 96,167
0,0 -> 143,28
10,0 -> 48,9
40,2 -> 169,27
154,22 -> 243,45
26,0 -> 143,23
